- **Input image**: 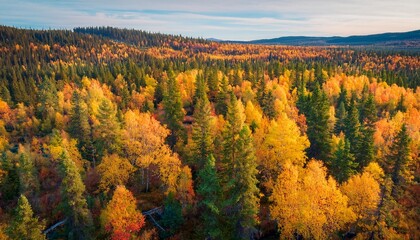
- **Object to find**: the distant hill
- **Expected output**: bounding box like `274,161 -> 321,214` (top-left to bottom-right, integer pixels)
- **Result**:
243,30 -> 420,47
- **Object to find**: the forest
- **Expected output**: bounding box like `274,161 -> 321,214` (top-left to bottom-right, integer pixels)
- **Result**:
0,25 -> 419,239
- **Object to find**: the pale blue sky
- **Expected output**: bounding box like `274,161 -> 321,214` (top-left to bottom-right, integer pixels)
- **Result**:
0,0 -> 419,40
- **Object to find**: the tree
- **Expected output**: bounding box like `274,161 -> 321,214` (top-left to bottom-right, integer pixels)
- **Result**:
160,192 -> 184,238
94,98 -> 122,158
162,70 -> 185,147
357,94 -> 376,170
59,151 -> 93,239
68,90 -> 94,164
255,114 -> 309,190
220,95 -> 259,238
6,195 -> 45,240
222,125 -> 259,239
344,99 -> 361,157
0,152 -> 19,202
97,154 -> 135,193
123,110 -> 180,192
101,185 -> 145,240
300,83 -> 332,162
334,101 -> 347,135
17,148 -> 39,198
191,75 -> 214,170
388,124 -> 411,198
270,160 -> 355,239
215,76 -> 229,116
330,138 -> 358,183
197,155 -> 222,239
341,169 -> 381,236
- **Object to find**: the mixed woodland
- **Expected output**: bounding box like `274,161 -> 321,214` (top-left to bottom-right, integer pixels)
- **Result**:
0,26 -> 419,239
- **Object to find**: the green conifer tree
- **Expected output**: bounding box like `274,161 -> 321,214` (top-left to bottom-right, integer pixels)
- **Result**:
6,195 -> 45,240
330,138 -> 358,183
59,151 -> 93,240
197,155 -> 222,239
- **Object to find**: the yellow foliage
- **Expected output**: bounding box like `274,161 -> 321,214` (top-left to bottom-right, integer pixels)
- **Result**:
97,154 -> 135,193
271,160 -> 355,239
244,101 -> 262,127
101,185 -> 145,239
342,171 -> 381,232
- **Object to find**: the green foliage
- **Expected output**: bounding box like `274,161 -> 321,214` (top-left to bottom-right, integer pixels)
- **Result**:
300,82 -> 332,162
197,155 -> 222,239
6,195 -> 45,240
68,90 -> 94,164
18,150 -> 39,198
160,192 -> 184,238
388,124 -> 411,198
191,76 -> 214,170
59,151 -> 93,240
94,98 -> 122,158
163,69 -> 186,147
222,125 -> 259,239
0,152 -> 20,202
330,138 -> 358,183
215,76 -> 229,116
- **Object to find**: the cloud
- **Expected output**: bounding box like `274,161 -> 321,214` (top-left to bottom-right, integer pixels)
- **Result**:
1,0 -> 419,40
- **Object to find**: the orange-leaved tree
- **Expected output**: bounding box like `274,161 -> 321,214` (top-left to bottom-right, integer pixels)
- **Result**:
101,185 -> 145,240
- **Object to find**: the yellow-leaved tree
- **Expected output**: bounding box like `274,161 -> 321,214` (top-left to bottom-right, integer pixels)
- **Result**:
270,160 -> 355,239
255,113 -> 309,191
123,110 -> 181,192
341,163 -> 382,237
96,154 -> 135,193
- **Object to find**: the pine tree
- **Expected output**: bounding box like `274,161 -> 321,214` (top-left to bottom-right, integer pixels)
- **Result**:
0,152 -> 19,202
18,150 -> 39,198
59,151 -> 93,240
6,195 -> 45,240
344,99 -> 361,157
162,70 -> 185,147
197,155 -> 222,239
330,138 -> 358,183
388,124 -> 411,198
160,192 -> 184,238
69,90 -> 95,164
357,94 -> 376,170
215,76 -> 229,116
223,125 -> 259,239
94,98 -> 122,158
191,76 -> 213,170
303,82 -> 332,162
334,101 -> 347,135
220,95 -> 259,238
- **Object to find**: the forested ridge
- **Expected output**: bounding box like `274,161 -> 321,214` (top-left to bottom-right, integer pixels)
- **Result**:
0,25 -> 419,239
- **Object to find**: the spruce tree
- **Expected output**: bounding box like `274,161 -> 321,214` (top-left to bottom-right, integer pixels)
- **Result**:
191,76 -> 213,170
160,192 -> 184,238
357,94 -> 376,169
18,151 -> 39,198
330,138 -> 358,183
224,125 -> 259,239
162,69 -> 185,147
334,101 -> 347,135
388,124 -> 411,198
215,76 -> 229,116
344,99 -> 361,154
94,98 -> 122,158
6,195 -> 45,240
69,91 -> 95,165
197,155 -> 222,239
59,151 -> 93,240
220,95 -> 259,239
304,82 -> 332,162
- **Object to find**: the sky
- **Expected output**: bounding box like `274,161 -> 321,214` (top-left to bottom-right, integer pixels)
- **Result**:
0,0 -> 419,41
